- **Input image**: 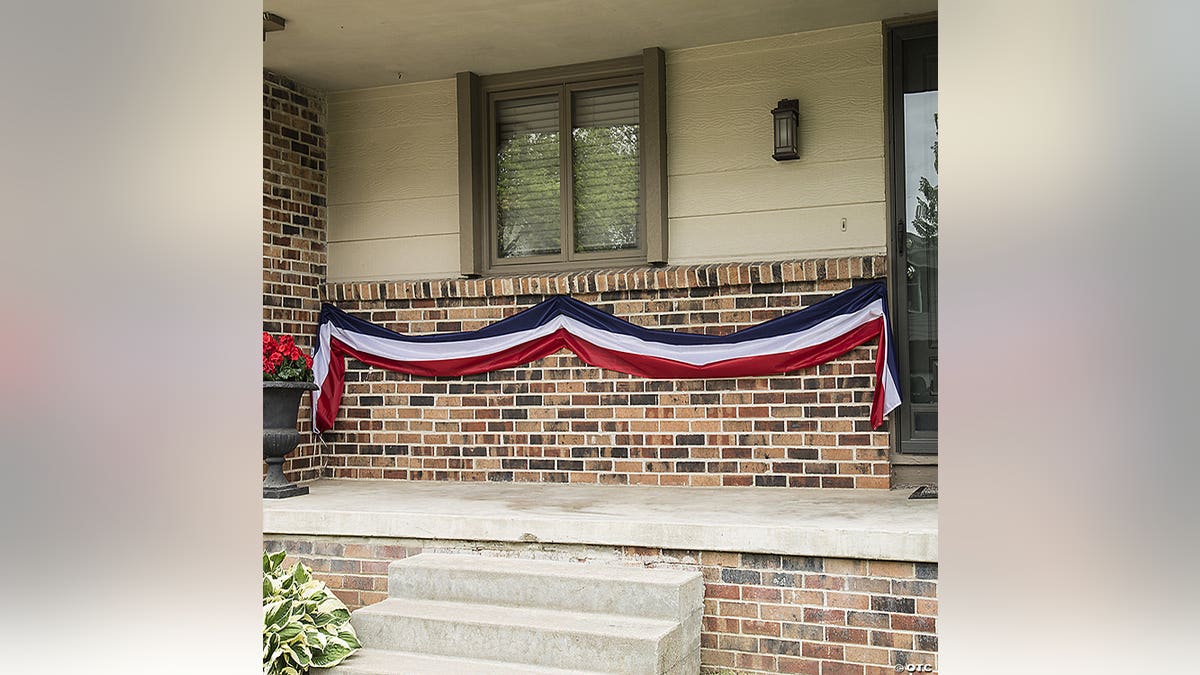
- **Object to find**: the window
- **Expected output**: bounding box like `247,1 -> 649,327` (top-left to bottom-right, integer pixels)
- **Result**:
457,50 -> 668,275
888,21 -> 938,456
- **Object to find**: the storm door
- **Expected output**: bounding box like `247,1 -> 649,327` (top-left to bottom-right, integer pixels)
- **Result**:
889,22 -> 938,455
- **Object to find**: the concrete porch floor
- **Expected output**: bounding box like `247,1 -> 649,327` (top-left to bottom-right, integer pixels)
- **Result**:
263,480 -> 937,563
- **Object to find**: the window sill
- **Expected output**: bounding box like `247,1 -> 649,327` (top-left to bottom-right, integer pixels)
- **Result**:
324,255 -> 886,303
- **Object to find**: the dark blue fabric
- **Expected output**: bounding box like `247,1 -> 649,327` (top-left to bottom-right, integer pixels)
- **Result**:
317,281 -> 888,346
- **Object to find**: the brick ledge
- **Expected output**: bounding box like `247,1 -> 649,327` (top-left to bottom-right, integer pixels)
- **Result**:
325,256 -> 887,302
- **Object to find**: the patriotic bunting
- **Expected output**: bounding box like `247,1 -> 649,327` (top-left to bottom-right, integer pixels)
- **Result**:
311,281 -> 901,432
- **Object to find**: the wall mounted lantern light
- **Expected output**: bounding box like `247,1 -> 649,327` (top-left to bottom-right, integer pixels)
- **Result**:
771,99 -> 800,161
263,12 -> 286,41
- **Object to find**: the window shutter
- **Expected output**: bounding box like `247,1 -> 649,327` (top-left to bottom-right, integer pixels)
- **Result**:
495,95 -> 561,258
571,84 -> 640,254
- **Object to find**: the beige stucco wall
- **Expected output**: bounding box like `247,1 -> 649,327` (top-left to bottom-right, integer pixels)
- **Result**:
326,22 -> 885,282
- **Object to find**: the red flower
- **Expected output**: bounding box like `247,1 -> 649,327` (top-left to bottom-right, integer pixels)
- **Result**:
263,332 -> 315,382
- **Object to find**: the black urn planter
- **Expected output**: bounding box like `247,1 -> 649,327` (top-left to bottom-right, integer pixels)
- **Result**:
263,380 -> 318,499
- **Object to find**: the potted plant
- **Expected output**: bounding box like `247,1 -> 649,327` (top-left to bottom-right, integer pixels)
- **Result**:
263,333 -> 318,498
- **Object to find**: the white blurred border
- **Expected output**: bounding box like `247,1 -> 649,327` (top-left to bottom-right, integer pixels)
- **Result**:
942,0 -> 1200,672
2,0 -> 1198,672
0,2 -> 262,672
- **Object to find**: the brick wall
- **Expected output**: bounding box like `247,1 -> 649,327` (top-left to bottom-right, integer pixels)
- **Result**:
263,70 -> 327,483
319,257 -> 892,488
264,535 -> 937,674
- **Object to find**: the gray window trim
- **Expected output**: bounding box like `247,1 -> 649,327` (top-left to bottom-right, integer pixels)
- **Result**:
457,48 -> 668,277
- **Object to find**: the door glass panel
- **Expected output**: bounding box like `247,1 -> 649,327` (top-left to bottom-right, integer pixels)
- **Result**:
903,90 -> 938,421
892,25 -> 937,453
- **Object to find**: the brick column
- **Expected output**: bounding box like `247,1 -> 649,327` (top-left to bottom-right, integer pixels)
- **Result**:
263,70 -> 327,483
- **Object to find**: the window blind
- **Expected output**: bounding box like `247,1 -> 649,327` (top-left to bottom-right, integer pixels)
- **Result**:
572,85 -> 640,253
495,95 -> 561,258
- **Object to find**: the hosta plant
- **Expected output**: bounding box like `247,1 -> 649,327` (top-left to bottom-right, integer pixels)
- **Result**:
263,550 -> 361,674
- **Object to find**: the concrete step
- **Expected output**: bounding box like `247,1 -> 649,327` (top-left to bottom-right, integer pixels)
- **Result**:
388,553 -> 703,622
349,597 -> 689,674
312,647 -> 600,674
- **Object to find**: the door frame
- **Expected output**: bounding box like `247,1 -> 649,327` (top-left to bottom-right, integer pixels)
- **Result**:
885,16 -> 939,467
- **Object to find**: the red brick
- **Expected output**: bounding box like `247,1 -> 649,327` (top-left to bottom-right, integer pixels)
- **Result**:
847,611 -> 891,629
706,583 -> 740,600
891,614 -> 936,633
826,626 -> 869,645
827,592 -> 870,610
703,616 -> 740,633
844,645 -> 892,665
701,647 -> 736,668
868,561 -> 915,578
719,633 -> 759,652
735,652 -> 778,672
761,604 -> 805,622
743,619 -> 782,637
805,574 -> 848,590
778,656 -> 821,674
804,608 -> 847,625
718,601 -> 759,618
821,662 -> 865,675
743,586 -> 783,603
802,642 -> 844,660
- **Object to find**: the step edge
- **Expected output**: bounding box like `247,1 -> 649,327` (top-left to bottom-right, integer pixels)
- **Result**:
390,554 -> 702,583
314,647 -> 605,675
353,597 -> 680,640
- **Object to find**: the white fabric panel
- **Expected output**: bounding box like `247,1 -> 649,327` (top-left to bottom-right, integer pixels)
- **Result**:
324,300 -> 886,366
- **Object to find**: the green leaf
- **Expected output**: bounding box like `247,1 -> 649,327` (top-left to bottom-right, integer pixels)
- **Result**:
292,563 -> 311,585
264,550 -> 286,574
311,642 -> 354,668
306,629 -> 328,650
263,599 -> 288,628
337,628 -> 361,650
315,596 -> 349,618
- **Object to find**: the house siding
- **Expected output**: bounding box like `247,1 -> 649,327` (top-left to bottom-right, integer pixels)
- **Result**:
326,79 -> 461,281
666,22 -> 887,264
324,22 -> 886,281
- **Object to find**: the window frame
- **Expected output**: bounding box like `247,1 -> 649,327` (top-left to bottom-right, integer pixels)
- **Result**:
457,49 -> 668,276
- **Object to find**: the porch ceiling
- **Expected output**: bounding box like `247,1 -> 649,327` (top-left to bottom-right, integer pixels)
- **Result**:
263,0 -> 937,92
